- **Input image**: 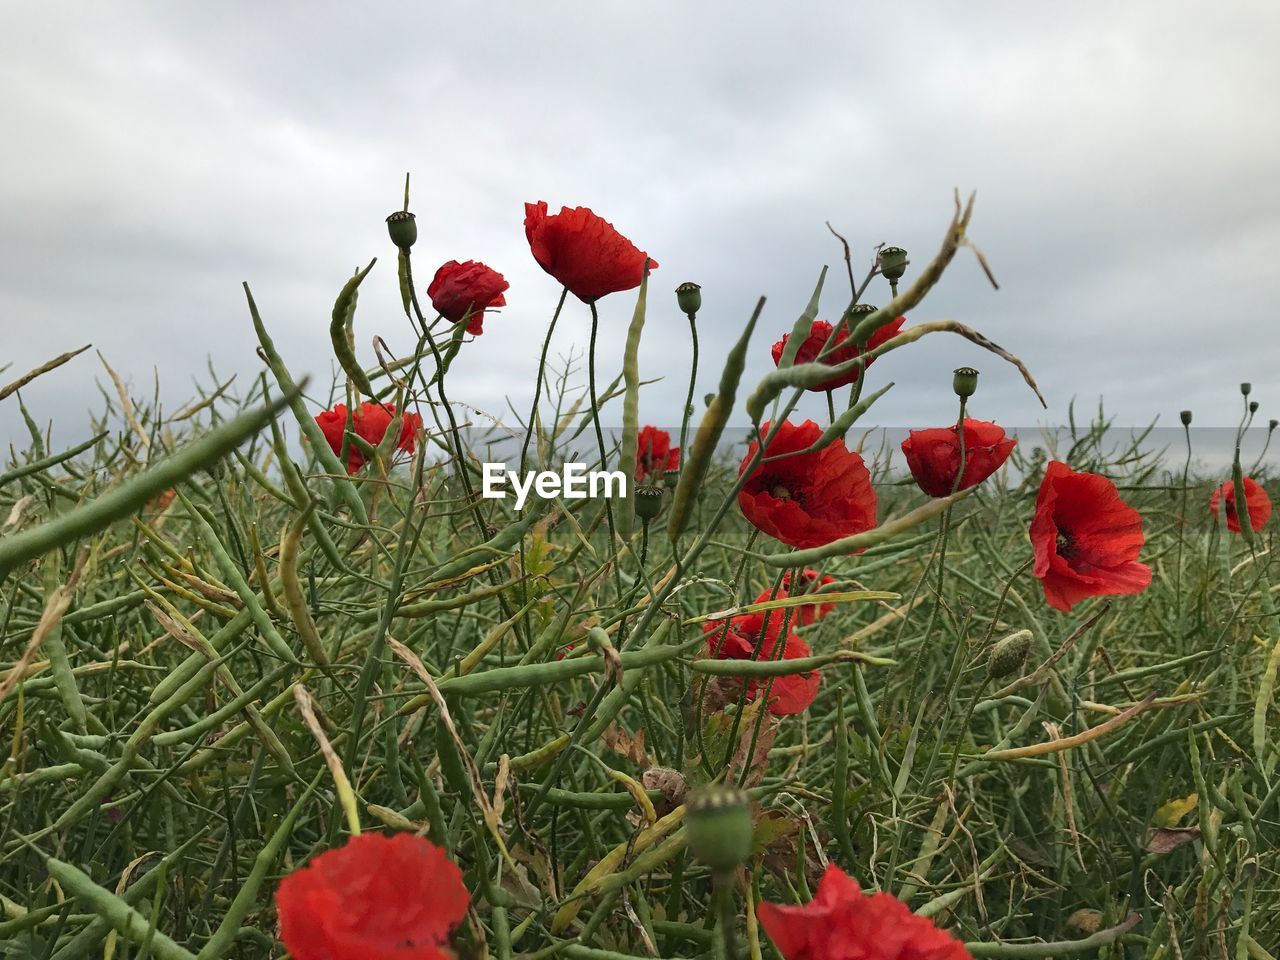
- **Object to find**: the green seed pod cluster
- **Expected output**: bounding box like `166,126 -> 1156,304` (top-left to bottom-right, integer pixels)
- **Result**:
987,629 -> 1032,679
685,784 -> 754,873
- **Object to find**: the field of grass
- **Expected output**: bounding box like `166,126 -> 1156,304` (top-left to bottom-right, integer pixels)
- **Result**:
1,199 -> 1277,960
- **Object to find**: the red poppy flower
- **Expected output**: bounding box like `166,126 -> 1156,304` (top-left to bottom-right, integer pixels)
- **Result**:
738,420 -> 877,549
901,419 -> 1017,497
523,201 -> 657,303
275,833 -> 469,960
1209,477 -> 1272,533
703,611 -> 819,715
769,316 -> 905,392
758,864 -> 971,960
1030,461 -> 1152,612
636,425 -> 679,482
427,259 -> 509,335
753,570 -> 837,627
315,401 -> 422,474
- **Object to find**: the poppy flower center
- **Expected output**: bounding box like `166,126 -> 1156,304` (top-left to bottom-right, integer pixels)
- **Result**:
770,484 -> 792,502
1056,530 -> 1077,558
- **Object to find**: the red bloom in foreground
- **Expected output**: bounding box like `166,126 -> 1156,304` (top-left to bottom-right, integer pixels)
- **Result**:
753,570 -> 838,627
758,864 -> 971,960
1030,461 -> 1152,612
315,402 -> 421,474
901,419 -> 1017,498
636,425 -> 680,482
770,316 -> 906,392
703,611 -> 819,715
1209,477 -> 1272,533
427,259 -> 509,335
275,833 -> 469,960
524,201 -> 657,303
739,420 -> 877,549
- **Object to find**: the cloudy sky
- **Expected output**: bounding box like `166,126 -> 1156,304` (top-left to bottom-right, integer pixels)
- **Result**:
3,2 -> 1278,464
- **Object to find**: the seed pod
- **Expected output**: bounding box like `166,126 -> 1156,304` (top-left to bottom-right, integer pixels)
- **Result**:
329,259 -> 378,397
685,785 -> 753,873
953,366 -> 979,399
987,629 -> 1032,679
879,246 -> 909,281
435,710 -> 470,795
663,468 -> 680,489
776,268 -> 828,369
617,265 -> 651,543
397,249 -> 412,316
1241,382 -> 1253,397
634,485 -> 665,522
1180,410 -> 1193,427
279,504 -> 330,667
842,302 -> 879,338
386,210 -> 417,250
676,281 -> 702,318
669,298 -> 765,543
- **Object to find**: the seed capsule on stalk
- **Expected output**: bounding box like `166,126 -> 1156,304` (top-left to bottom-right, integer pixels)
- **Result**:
634,485 -> 665,523
878,245 -> 909,281
1180,410 -> 1193,426
676,281 -> 702,318
386,210 -> 417,250
953,366 -> 979,399
685,785 -> 753,873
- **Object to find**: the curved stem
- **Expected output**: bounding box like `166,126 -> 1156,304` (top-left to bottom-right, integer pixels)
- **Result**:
679,312 -> 699,465
520,287 -> 568,476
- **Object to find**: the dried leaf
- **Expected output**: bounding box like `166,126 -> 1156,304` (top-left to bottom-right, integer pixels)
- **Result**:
1145,826 -> 1200,855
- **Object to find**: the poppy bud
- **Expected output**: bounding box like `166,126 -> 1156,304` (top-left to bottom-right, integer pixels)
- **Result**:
1241,382 -> 1253,397
878,246 -> 909,281
1270,419 -> 1278,431
634,486 -> 665,523
1250,401 -> 1260,414
685,785 -> 753,873
987,629 -> 1032,679
953,366 -> 979,399
663,468 -> 680,489
676,282 -> 702,318
1180,410 -> 1193,427
386,210 -> 417,250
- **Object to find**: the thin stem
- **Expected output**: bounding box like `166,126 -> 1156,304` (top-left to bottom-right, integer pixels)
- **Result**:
519,287 -> 569,477
587,301 -> 622,596
679,312 -> 699,464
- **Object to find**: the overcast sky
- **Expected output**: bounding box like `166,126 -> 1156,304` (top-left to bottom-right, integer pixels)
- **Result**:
3,2 -> 1279,465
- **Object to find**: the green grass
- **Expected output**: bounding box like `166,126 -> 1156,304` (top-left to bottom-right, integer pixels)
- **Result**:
1,214 -> 1278,959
